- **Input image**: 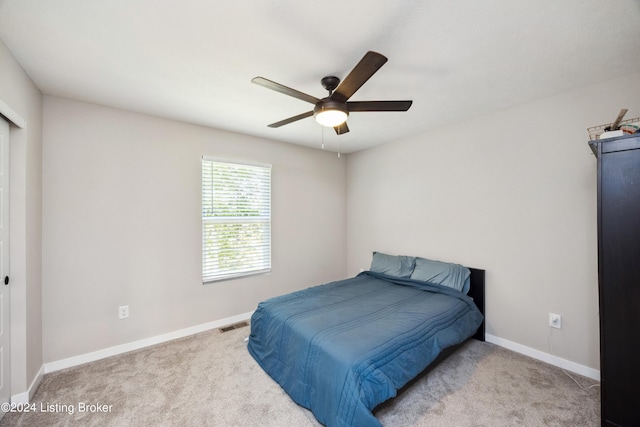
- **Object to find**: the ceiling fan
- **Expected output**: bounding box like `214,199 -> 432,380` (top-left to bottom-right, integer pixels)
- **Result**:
252,51 -> 412,135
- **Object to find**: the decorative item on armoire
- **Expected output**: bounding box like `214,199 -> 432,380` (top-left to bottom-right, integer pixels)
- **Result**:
587,108 -> 640,146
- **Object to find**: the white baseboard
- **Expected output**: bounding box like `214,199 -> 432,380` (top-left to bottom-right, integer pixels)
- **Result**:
11,364 -> 45,404
44,311 -> 254,374
485,334 -> 600,381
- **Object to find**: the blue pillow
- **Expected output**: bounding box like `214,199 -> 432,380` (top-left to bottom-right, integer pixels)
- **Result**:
410,257 -> 471,294
370,252 -> 416,278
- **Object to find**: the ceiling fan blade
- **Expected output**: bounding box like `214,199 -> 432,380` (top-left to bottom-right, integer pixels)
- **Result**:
334,122 -> 349,135
267,111 -> 314,128
331,51 -> 388,102
252,77 -> 320,105
347,100 -> 413,112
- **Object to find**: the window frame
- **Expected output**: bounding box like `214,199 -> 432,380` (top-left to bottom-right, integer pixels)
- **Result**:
201,156 -> 272,283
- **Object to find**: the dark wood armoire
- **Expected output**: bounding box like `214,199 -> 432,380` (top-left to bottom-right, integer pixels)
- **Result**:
590,133 -> 640,426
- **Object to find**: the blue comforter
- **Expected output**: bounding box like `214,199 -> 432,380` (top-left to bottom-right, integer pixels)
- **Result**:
247,271 -> 483,427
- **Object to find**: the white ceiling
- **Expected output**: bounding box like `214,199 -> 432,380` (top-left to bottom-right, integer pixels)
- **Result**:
1,0 -> 639,153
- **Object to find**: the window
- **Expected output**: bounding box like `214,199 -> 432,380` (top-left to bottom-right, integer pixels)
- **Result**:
202,157 -> 271,283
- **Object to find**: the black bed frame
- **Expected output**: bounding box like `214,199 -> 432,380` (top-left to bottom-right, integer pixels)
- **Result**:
467,267 -> 486,341
467,267 -> 485,341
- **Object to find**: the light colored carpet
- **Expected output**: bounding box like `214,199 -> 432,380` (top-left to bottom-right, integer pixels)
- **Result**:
0,326 -> 599,426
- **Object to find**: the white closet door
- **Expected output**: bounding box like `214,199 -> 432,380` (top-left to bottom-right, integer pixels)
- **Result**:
0,116 -> 10,415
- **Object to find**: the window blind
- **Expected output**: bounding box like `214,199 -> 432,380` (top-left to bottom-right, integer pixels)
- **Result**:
202,158 -> 271,283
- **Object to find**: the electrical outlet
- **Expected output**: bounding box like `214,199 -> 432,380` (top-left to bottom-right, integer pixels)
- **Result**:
118,305 -> 129,320
549,313 -> 562,329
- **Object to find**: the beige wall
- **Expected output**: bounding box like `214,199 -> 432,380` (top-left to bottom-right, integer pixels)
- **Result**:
0,40 -> 43,396
346,73 -> 640,370
42,96 -> 347,362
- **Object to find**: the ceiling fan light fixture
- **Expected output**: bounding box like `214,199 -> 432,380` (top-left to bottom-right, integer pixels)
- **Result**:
313,99 -> 349,127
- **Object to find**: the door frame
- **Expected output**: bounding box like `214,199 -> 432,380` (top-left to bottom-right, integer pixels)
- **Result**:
0,98 -> 26,407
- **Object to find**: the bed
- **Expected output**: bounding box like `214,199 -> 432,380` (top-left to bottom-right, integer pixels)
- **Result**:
247,253 -> 485,427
